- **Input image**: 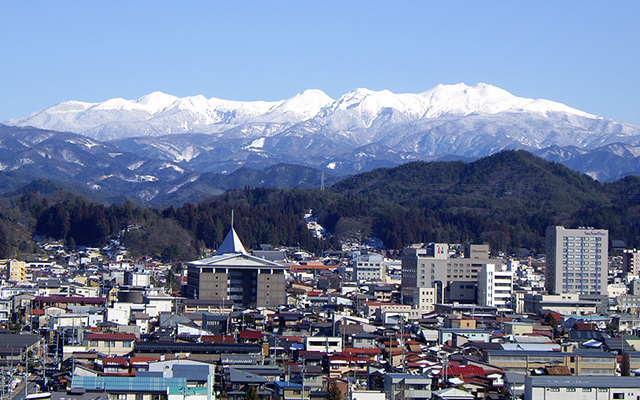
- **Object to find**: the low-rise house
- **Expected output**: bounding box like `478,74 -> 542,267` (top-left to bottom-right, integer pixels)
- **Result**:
350,332 -> 379,349
438,328 -> 491,345
383,373 -> 432,400
305,336 -> 343,353
86,333 -> 136,357
273,381 -> 310,400
222,367 -> 272,400
327,354 -> 369,383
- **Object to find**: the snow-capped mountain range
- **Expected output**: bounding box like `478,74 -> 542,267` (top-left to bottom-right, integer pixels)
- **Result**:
5,83 -> 640,183
7,83 -> 599,140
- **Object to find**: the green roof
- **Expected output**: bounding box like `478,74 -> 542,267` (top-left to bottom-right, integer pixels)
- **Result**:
72,376 -> 187,392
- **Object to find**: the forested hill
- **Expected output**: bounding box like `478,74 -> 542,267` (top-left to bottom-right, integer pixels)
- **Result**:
2,150 -> 640,260
331,150 -> 610,211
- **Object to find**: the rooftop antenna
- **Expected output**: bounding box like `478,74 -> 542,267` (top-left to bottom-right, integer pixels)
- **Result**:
231,209 -> 234,228
320,171 -> 325,191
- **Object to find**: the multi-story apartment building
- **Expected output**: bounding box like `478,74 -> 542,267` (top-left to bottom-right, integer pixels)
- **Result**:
545,226 -> 608,295
352,253 -> 385,282
623,249 -> 640,276
6,259 -> 26,282
477,263 -> 513,312
186,224 -> 287,308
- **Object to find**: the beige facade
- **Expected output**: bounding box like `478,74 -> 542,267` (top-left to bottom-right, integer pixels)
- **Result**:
86,333 -> 136,357
7,260 -> 26,282
623,249 -> 640,276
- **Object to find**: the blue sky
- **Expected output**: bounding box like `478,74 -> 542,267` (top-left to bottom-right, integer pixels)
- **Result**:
2,2 -> 639,124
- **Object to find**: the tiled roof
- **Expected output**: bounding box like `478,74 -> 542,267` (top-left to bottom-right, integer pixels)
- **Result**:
437,365 -> 486,378
239,330 -> 264,340
88,333 -> 136,341
103,357 -> 129,366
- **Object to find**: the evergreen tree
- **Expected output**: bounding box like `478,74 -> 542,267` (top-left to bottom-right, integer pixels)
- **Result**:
325,382 -> 341,400
244,385 -> 259,400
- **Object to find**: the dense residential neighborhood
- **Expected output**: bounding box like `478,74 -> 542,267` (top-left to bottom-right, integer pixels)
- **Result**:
2,221 -> 640,400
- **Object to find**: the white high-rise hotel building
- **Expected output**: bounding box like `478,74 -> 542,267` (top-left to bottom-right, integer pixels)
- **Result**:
545,226 -> 608,295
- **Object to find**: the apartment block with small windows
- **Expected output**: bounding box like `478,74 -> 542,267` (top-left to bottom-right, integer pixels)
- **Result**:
477,263 -> 513,312
546,226 -> 608,295
623,249 -> 640,277
524,376 -> 640,400
352,253 -> 385,282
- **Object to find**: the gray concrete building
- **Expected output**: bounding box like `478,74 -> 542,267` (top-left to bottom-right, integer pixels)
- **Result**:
545,226 -> 608,295
401,242 -> 500,304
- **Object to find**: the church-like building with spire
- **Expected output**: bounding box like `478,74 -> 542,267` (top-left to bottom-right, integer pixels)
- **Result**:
186,216 -> 287,308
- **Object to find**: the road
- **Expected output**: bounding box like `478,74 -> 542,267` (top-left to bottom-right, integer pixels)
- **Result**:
7,377 -> 39,400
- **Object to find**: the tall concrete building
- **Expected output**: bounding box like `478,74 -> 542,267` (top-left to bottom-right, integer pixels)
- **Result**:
623,249 -> 640,276
186,222 -> 287,308
545,226 -> 608,295
477,263 -> 513,312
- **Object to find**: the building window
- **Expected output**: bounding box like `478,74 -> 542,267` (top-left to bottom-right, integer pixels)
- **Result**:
566,388 -> 575,392
582,388 -> 592,392
613,393 -> 624,399
549,388 -> 560,392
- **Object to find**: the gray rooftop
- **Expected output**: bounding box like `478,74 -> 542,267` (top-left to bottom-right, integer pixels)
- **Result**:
526,376 -> 640,388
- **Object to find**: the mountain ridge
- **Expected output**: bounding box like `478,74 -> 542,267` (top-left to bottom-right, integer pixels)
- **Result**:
4,83 -> 640,182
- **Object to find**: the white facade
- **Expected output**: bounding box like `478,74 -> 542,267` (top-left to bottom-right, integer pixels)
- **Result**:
353,254 -> 385,282
305,336 -> 343,353
477,263 -> 513,312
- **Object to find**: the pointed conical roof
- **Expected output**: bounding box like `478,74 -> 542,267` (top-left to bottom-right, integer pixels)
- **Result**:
217,226 -> 247,255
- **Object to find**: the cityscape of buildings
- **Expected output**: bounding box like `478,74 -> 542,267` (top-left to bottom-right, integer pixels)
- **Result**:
2,222 -> 640,400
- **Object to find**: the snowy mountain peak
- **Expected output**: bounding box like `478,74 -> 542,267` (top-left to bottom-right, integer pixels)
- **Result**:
269,89 -> 334,119
420,82 -> 596,118
136,91 -> 179,112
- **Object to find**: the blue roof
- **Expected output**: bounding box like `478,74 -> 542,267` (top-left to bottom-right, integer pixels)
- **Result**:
172,365 -> 211,381
72,376 -> 186,392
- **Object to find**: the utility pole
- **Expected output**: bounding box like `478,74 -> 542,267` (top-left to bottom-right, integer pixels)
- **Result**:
24,345 -> 28,399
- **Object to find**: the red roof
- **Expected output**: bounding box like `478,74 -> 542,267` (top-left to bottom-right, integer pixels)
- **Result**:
238,330 -> 264,340
201,335 -> 235,344
437,365 -> 486,378
87,333 -> 136,341
130,356 -> 160,366
282,336 -> 303,343
342,348 -> 382,355
103,357 -> 129,366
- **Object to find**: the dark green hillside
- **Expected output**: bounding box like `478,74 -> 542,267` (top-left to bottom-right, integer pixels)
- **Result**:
327,150 -> 623,252
3,150 -> 640,259
332,150 -> 609,211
